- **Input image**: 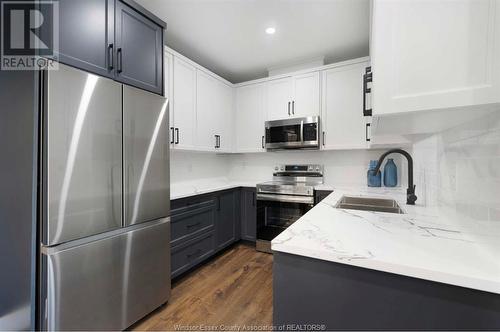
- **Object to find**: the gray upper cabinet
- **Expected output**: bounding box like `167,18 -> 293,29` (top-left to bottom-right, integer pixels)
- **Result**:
55,0 -> 115,79
115,0 -> 164,95
53,0 -> 165,95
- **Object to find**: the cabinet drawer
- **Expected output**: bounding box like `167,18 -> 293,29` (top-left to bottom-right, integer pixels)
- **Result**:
171,195 -> 215,211
171,232 -> 215,278
171,202 -> 215,247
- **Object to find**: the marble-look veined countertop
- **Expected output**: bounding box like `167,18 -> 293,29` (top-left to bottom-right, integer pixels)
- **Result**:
271,186 -> 500,294
170,178 -> 335,200
170,178 -> 262,200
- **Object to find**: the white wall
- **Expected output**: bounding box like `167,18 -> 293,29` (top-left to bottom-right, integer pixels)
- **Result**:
171,149 -> 405,187
413,111 -> 500,222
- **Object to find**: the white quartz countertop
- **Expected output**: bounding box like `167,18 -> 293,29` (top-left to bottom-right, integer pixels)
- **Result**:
171,178 -> 335,200
170,178 -> 261,200
271,186 -> 500,294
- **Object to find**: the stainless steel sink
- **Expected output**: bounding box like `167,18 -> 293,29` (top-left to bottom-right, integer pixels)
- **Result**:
335,196 -> 405,214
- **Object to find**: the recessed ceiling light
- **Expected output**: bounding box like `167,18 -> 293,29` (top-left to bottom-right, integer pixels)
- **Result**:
265,27 -> 276,35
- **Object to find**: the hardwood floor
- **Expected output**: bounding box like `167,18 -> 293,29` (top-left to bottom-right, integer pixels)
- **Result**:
131,243 -> 273,331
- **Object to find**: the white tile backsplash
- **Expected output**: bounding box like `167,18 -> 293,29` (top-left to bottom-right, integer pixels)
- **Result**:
171,149 -> 405,189
413,110 -> 500,222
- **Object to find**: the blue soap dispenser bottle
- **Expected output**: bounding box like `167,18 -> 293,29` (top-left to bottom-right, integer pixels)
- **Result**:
367,160 -> 382,187
383,158 -> 398,187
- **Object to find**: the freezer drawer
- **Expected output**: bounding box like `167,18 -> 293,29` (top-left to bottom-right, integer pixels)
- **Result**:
44,64 -> 123,246
42,218 -> 170,330
123,86 -> 170,226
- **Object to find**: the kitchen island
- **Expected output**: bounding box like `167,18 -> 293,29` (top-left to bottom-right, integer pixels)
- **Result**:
272,187 -> 500,330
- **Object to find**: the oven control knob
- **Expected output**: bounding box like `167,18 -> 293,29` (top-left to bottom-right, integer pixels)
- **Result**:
280,166 -> 284,171
275,166 -> 279,171
316,166 -> 320,171
308,166 -> 313,171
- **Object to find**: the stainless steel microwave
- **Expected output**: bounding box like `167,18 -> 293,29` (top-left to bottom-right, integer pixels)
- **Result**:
265,116 -> 320,150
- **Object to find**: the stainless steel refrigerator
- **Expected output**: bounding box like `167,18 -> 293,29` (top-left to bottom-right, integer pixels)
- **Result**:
38,63 -> 170,330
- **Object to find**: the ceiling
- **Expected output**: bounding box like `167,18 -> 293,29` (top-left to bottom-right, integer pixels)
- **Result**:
137,0 -> 370,83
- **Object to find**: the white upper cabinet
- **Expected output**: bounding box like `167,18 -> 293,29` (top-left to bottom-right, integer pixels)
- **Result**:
266,73 -> 320,121
164,51 -> 174,144
266,77 -> 293,121
371,0 -> 500,115
172,56 -> 197,150
213,79 -> 234,153
293,72 -> 321,118
196,69 -> 233,152
322,61 -> 369,150
235,83 -> 266,153
196,70 -> 217,151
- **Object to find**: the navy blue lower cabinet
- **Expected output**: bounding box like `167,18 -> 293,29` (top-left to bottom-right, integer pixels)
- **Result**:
171,232 -> 216,278
170,200 -> 215,247
240,188 -> 256,242
314,190 -> 333,204
170,188 -> 244,278
273,252 -> 500,330
215,190 -> 238,251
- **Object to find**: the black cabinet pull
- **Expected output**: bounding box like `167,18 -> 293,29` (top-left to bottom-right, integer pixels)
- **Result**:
117,48 -> 123,73
170,127 -> 174,144
175,128 -> 179,144
363,66 -> 372,116
218,135 -> 221,148
287,101 -> 291,116
187,222 -> 201,229
187,249 -> 201,259
292,101 -> 295,115
366,123 -> 371,142
261,135 -> 265,149
108,44 -> 114,70
322,131 -> 325,146
214,135 -> 218,149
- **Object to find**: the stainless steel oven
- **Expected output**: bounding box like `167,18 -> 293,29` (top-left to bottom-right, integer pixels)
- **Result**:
256,164 -> 324,253
265,116 -> 320,150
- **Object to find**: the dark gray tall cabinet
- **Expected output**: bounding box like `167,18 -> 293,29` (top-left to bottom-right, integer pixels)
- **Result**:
52,0 -> 165,95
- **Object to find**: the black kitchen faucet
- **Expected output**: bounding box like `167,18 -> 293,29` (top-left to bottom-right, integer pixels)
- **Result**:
374,149 -> 418,205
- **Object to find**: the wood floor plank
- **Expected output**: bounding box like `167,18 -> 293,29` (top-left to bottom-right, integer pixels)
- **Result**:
130,243 -> 273,331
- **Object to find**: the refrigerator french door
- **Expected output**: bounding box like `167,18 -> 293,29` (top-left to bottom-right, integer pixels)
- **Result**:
39,64 -> 170,330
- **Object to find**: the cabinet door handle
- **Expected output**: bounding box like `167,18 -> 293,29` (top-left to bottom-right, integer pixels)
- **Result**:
261,135 -> 265,149
175,128 -> 179,144
170,127 -> 175,144
322,131 -> 325,146
366,123 -> 371,142
292,101 -> 295,115
363,66 -> 372,116
117,48 -> 123,73
214,135 -> 218,149
108,44 -> 114,70
288,101 -> 291,116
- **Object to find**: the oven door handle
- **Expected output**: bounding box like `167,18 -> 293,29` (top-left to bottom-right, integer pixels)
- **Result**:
257,193 -> 314,205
